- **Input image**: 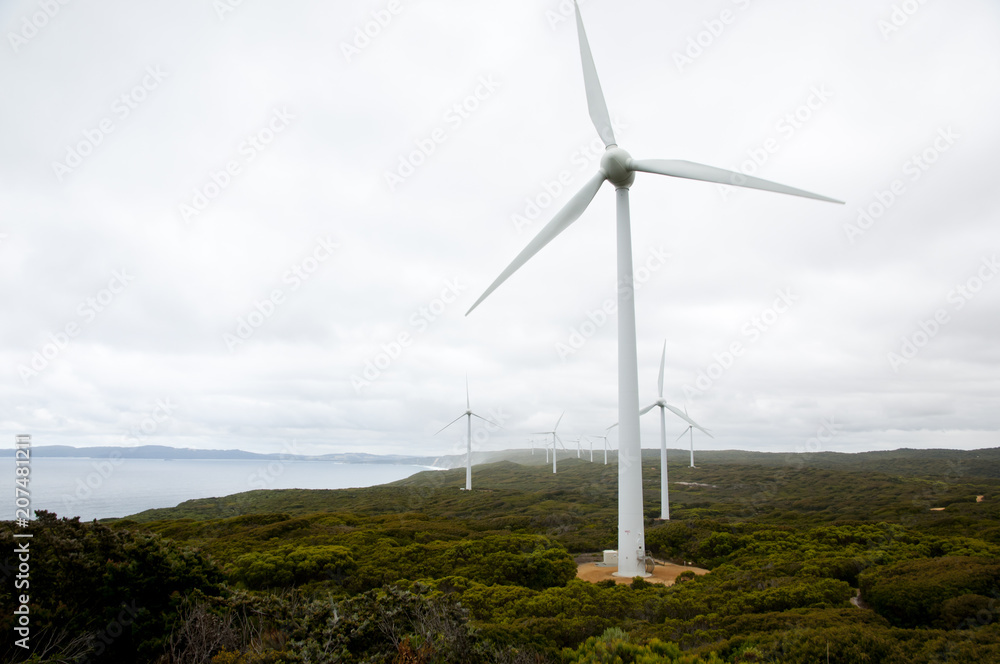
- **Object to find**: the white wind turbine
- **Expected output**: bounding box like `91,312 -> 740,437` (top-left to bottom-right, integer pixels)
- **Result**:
640,342 -> 713,520
589,425 -> 615,464
435,378 -> 500,491
533,412 -> 566,474
677,424 -> 702,468
465,2 -> 841,577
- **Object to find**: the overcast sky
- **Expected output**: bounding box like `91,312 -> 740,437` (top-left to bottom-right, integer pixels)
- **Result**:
3,0 -> 998,459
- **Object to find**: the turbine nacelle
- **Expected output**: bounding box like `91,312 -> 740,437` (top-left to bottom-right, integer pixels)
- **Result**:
600,147 -> 635,189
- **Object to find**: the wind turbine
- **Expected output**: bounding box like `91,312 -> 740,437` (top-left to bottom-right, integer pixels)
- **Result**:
435,378 -> 500,491
589,425 -> 615,464
533,412 -> 565,473
677,424 -> 702,468
640,342 -> 713,520
465,2 -> 842,577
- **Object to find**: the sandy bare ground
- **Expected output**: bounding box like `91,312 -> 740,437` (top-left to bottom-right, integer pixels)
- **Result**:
576,561 -> 709,586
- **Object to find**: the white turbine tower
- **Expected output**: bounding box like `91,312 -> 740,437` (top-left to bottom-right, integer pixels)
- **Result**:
465,2 -> 841,578
589,426 -> 615,464
435,378 -> 500,491
640,342 -> 713,520
533,412 -> 565,474
677,425 -> 701,468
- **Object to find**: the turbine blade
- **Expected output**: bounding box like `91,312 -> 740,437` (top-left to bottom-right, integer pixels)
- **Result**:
630,159 -> 844,204
471,413 -> 503,429
664,403 -> 711,435
574,1 -> 616,147
435,414 -> 466,435
657,340 -> 666,399
466,374 -> 470,410
466,171 -> 607,315
554,410 -> 565,431
607,423 -> 618,431
639,403 -> 657,416
675,429 -> 690,442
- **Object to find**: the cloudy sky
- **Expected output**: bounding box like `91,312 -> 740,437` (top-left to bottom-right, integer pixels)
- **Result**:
3,0 -> 998,459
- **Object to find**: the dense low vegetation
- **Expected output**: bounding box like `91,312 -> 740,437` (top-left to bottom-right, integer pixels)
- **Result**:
4,448 -> 1000,662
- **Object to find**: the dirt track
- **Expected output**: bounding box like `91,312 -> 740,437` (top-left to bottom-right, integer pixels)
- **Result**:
576,561 -> 709,586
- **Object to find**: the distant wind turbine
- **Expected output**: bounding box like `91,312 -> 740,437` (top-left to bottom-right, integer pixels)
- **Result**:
640,342 -> 712,520
435,378 -> 501,491
533,412 -> 565,473
676,423 -> 704,468
464,1 -> 841,577
675,400 -> 712,468
589,425 -> 615,464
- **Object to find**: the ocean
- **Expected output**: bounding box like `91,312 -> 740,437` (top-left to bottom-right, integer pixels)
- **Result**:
5,457 -> 435,521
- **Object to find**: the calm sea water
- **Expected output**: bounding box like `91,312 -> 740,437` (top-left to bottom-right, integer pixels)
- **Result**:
5,457 -> 434,521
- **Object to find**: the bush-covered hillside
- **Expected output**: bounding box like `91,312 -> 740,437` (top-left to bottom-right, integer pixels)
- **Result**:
3,449 -> 1000,663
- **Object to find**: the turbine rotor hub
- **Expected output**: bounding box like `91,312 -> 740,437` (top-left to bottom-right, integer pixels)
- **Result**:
601,146 -> 635,188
